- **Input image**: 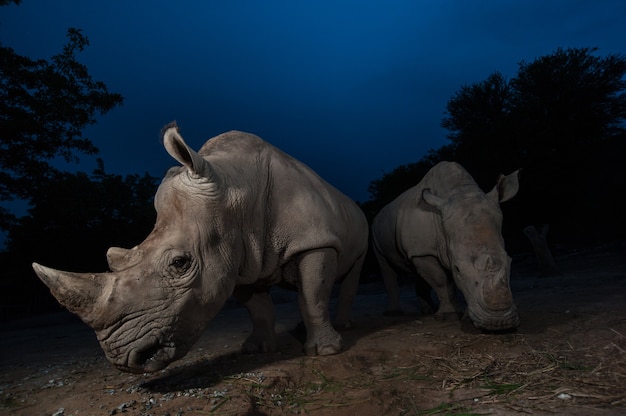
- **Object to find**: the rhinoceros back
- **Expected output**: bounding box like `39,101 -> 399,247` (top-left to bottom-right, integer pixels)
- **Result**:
199,130 -> 368,275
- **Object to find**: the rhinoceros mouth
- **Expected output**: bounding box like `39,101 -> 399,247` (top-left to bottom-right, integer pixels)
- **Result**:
125,338 -> 177,373
468,306 -> 520,332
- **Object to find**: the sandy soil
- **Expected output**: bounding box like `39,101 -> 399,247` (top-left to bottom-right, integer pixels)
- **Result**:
1,248 -> 625,416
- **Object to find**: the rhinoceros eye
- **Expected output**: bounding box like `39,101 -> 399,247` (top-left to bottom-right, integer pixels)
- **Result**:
170,256 -> 191,272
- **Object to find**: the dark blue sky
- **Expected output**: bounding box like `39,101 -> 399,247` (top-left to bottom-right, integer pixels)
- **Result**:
2,1 -> 626,202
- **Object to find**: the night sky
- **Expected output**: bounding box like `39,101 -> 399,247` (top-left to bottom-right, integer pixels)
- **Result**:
2,1 -> 626,203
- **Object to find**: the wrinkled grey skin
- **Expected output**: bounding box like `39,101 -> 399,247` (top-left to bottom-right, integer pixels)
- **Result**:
371,161 -> 520,331
32,123 -> 368,373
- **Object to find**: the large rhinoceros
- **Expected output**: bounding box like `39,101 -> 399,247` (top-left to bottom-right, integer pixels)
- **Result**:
371,161 -> 520,331
32,122 -> 368,373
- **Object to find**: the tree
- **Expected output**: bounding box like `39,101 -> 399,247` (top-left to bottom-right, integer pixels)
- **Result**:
442,72 -> 512,146
442,47 -> 626,171
0,28 -> 124,229
512,47 -> 626,158
510,48 -> 626,236
441,72 -> 519,187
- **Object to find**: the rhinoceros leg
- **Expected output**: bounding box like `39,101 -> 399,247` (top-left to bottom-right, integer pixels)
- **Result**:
375,250 -> 404,315
297,248 -> 343,356
412,256 -> 461,321
334,252 -> 365,329
233,287 -> 277,353
415,277 -> 436,315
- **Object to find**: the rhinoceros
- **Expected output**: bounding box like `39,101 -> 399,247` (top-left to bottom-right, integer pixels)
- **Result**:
32,122 -> 368,373
371,161 -> 520,331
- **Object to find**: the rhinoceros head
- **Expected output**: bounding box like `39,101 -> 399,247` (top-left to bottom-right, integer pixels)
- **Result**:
422,171 -> 520,330
32,124 -> 238,373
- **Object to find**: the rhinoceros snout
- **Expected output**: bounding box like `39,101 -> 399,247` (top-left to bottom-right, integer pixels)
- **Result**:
482,282 -> 514,311
129,343 -> 177,373
469,274 -> 519,330
468,304 -> 519,331
108,335 -> 179,374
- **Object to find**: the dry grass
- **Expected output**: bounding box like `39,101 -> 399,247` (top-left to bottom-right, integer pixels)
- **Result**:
182,322 -> 626,415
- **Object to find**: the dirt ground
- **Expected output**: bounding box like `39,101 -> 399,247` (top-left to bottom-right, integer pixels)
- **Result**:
1,248 -> 625,416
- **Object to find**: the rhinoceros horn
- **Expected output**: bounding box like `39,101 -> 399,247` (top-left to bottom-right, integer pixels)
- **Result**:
106,246 -> 143,272
32,263 -> 108,325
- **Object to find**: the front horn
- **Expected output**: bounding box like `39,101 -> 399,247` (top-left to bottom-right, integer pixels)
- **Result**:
32,263 -> 108,324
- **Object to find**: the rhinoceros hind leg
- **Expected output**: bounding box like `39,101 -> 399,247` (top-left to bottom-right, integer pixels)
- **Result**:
334,251 -> 365,329
233,288 -> 277,354
297,248 -> 343,356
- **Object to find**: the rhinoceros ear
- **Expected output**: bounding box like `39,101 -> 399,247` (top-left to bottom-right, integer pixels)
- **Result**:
487,170 -> 520,203
422,188 -> 446,211
162,122 -> 216,183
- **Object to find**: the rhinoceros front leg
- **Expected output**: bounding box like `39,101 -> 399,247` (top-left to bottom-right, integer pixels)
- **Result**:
297,248 -> 343,356
374,249 -> 403,315
233,287 -> 277,353
411,256 -> 461,321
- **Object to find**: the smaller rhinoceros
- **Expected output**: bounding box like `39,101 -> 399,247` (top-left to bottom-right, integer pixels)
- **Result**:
371,161 -> 520,331
32,123 -> 368,373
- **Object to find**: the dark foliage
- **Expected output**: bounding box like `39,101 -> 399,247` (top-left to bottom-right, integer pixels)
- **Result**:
0,28 -> 124,230
0,17 -> 143,317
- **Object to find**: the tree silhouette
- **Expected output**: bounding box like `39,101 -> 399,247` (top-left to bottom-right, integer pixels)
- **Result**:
0,28 -> 123,230
441,72 -> 517,187
6,164 -> 158,271
512,47 -> 626,153
441,47 -> 626,183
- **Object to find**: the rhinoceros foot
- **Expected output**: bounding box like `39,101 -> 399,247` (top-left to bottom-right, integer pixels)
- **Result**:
303,326 -> 343,356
